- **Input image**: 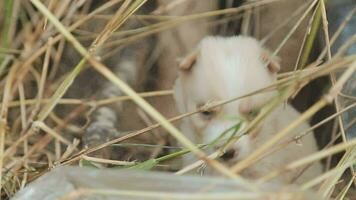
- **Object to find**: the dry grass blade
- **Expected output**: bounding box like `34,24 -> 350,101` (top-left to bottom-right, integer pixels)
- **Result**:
35,37 -> 52,115
0,63 -> 18,194
335,174 -> 355,200
89,0 -> 134,51
0,0 -> 14,76
32,121 -> 73,148
318,146 -> 356,197
3,90 -> 172,108
81,155 -> 136,166
18,82 -> 27,130
297,0 -> 322,69
319,2 -> 355,194
320,0 -> 348,143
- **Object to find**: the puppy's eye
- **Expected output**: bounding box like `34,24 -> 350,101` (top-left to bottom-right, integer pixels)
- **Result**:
197,103 -> 217,120
248,109 -> 259,118
201,110 -> 214,116
245,108 -> 260,121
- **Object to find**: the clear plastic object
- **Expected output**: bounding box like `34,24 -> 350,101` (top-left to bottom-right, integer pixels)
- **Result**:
12,166 -> 322,200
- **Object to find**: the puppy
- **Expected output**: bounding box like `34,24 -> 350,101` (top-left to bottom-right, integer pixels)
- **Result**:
173,36 -> 322,183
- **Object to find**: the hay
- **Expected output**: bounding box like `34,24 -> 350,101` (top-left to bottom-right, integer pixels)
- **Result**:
0,0 -> 355,199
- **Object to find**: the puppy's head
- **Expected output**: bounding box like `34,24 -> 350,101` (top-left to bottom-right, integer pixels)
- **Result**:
173,36 -> 280,161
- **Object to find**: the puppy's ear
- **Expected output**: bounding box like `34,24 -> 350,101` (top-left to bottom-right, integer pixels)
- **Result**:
178,51 -> 198,71
261,51 -> 280,73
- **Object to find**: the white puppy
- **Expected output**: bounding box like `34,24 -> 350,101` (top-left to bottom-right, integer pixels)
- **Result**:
173,36 -> 322,183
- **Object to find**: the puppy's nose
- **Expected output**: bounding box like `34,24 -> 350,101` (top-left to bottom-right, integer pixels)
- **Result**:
220,149 -> 236,161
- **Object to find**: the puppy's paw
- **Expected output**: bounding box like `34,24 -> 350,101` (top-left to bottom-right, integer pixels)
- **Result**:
82,123 -> 119,159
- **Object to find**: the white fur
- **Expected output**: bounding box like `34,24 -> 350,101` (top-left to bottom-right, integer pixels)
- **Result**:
173,36 -> 322,183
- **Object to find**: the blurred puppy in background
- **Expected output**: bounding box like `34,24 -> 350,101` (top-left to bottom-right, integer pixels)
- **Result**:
173,36 -> 322,183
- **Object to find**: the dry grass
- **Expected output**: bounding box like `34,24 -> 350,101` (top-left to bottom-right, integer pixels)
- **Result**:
0,0 -> 355,199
